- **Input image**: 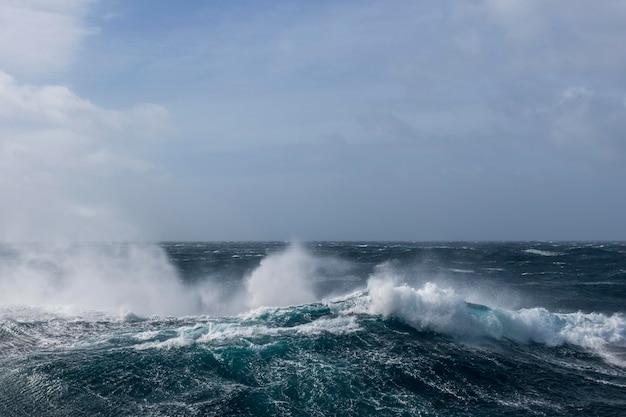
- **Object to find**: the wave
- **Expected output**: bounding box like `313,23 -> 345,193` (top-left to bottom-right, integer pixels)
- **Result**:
118,272 -> 626,367
365,278 -> 626,365
3,281 -> 625,369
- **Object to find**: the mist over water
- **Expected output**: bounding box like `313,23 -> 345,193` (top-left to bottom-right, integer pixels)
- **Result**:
245,244 -> 318,309
0,242 -> 355,317
0,242 -> 192,316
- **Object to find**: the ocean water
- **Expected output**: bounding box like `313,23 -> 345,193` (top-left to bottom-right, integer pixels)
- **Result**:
1,241 -> 625,416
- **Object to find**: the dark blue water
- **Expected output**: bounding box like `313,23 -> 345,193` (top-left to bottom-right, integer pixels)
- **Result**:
1,242 -> 625,416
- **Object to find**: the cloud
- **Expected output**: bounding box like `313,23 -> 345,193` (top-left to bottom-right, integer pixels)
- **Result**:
0,0 -> 96,78
1,73 -> 145,129
0,71 -> 171,169
0,71 -> 173,241
0,0 -> 180,242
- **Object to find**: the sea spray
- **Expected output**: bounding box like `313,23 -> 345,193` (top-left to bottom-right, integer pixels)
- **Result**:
244,243 -> 318,309
0,242 -> 355,317
242,242 -> 357,309
0,242 -> 194,316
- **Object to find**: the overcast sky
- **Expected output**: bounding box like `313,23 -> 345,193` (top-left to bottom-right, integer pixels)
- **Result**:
1,0 -> 625,241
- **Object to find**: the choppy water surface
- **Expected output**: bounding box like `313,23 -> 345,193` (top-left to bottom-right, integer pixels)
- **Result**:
1,242 -> 625,416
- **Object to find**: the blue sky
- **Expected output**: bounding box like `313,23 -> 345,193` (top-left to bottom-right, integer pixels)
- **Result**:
1,0 -> 625,241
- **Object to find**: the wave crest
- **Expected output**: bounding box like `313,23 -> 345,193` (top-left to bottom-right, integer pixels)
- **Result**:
366,278 -> 626,363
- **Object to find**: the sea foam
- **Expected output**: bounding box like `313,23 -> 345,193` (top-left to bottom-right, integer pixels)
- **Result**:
365,277 -> 626,364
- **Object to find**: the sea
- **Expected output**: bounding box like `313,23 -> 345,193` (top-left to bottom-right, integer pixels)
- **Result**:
0,241 -> 625,416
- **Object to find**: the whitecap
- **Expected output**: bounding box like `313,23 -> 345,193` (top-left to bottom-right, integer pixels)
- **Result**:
524,249 -> 561,256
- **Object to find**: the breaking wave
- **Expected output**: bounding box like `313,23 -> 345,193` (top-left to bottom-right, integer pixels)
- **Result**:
365,278 -> 626,365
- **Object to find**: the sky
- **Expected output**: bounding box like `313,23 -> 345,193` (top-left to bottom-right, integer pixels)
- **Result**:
1,0 -> 625,241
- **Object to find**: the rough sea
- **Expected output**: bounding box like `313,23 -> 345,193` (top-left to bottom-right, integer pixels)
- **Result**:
1,241 -> 625,416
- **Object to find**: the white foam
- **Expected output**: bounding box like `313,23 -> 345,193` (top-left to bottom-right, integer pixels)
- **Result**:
524,249 -> 561,256
133,330 -> 161,341
365,277 -> 626,364
134,315 -> 361,350
294,316 -> 361,336
134,323 -> 213,350
496,308 -> 625,348
367,278 -> 481,336
448,268 -> 474,274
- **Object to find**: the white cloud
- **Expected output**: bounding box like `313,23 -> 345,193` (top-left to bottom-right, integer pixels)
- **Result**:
0,71 -> 171,139
0,71 -> 173,241
0,71 -> 172,155
0,0 -> 180,241
0,0 -> 95,78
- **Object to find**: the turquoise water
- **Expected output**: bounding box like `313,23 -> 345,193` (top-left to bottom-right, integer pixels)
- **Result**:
1,242 -> 625,416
